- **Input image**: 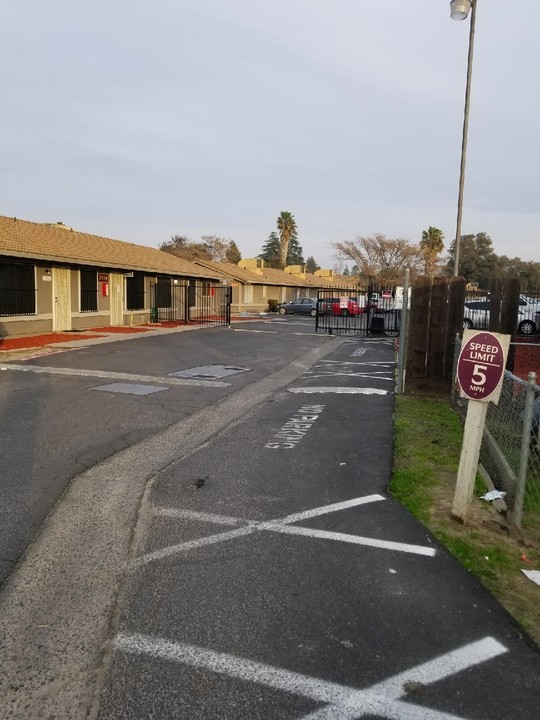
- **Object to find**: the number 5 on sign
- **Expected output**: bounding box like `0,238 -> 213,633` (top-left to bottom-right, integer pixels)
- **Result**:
471,364 -> 487,386
453,331 -> 510,522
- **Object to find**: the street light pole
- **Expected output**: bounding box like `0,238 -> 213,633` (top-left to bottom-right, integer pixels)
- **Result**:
451,0 -> 478,277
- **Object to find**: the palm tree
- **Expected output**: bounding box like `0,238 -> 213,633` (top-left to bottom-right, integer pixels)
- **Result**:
276,211 -> 297,269
420,226 -> 445,275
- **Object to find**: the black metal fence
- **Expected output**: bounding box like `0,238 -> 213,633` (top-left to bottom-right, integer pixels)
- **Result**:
315,285 -> 402,336
150,279 -> 231,326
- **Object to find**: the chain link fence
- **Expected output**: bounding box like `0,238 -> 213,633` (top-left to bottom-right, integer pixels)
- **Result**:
453,338 -> 540,531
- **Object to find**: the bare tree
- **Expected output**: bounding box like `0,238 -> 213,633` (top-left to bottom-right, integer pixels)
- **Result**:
200,235 -> 230,262
333,234 -> 424,285
160,234 -> 241,263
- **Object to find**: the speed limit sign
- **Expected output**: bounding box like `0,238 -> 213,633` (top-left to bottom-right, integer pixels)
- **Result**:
453,329 -> 510,522
456,330 -> 510,405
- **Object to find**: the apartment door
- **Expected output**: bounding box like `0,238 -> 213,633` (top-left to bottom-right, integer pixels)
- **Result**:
109,273 -> 124,326
52,267 -> 72,331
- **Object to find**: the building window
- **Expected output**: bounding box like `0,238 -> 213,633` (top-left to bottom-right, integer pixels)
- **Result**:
80,269 -> 98,312
126,273 -> 145,310
0,260 -> 36,316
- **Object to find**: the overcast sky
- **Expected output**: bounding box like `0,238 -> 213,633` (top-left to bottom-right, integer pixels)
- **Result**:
2,1 -> 538,268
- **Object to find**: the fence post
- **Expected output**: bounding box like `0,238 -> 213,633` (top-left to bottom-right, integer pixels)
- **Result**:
514,371 -> 537,528
396,269 -> 410,394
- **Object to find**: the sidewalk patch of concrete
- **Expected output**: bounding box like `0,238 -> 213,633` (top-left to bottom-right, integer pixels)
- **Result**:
92,383 -> 167,396
169,365 -> 249,380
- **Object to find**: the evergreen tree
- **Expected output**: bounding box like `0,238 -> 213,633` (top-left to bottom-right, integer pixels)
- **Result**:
446,232 -> 498,287
225,240 -> 242,264
258,232 -> 281,268
286,236 -> 304,265
306,256 -> 320,274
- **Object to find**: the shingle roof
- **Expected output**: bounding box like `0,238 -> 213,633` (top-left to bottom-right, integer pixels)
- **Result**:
194,259 -> 324,287
0,216 -> 219,279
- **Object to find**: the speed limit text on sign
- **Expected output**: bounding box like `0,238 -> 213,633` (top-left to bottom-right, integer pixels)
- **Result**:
456,330 -> 510,404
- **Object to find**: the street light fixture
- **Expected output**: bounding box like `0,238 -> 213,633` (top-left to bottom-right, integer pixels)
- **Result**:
450,0 -> 477,277
450,0 -> 472,21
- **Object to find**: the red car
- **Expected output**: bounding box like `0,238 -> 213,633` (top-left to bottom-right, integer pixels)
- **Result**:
319,297 -> 361,317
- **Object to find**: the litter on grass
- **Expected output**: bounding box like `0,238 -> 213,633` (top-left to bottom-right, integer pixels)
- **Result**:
521,570 -> 540,587
480,490 -> 507,502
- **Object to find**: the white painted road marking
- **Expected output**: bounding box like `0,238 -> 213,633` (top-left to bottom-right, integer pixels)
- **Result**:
271,494 -> 385,525
306,372 -> 394,382
265,404 -> 325,449
274,526 -> 436,557
155,508 -> 245,526
0,363 -> 230,388
115,633 -> 507,720
288,387 -> 388,395
306,361 -> 394,382
135,494 -> 435,567
319,360 -> 393,365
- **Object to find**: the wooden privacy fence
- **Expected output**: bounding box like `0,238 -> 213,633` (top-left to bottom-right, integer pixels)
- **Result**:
405,276 -> 465,393
404,276 -> 523,394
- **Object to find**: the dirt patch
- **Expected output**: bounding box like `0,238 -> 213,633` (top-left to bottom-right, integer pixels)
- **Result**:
430,475 -> 540,644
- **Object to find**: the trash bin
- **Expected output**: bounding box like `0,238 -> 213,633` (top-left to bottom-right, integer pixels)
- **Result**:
369,316 -> 385,333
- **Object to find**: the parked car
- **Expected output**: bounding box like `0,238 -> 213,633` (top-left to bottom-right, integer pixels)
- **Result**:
463,296 -> 539,335
276,297 -> 317,316
319,297 -> 361,317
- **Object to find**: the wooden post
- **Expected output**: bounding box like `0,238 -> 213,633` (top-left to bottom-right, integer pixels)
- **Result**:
452,400 -> 488,522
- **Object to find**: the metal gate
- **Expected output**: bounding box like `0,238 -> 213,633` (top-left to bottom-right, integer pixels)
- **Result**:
150,280 -> 231,326
315,285 -> 401,336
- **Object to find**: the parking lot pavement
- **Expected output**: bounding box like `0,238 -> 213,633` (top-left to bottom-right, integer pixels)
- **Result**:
0,320 -> 337,586
97,337 -> 540,720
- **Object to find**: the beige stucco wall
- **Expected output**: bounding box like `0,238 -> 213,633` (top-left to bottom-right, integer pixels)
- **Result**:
36,265 -> 53,314
0,317 -> 52,337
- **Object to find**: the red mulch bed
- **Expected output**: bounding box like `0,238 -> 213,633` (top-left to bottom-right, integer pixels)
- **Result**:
92,326 -> 152,333
0,333 -> 104,350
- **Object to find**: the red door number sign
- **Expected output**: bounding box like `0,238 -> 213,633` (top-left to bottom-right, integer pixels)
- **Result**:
456,330 -> 509,404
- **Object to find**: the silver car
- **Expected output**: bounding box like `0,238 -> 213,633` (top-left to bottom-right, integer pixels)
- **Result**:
463,296 -> 539,335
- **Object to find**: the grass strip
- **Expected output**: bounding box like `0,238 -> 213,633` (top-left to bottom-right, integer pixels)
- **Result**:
390,394 -> 540,644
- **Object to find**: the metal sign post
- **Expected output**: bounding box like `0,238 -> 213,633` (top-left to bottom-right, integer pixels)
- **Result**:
452,330 -> 510,522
